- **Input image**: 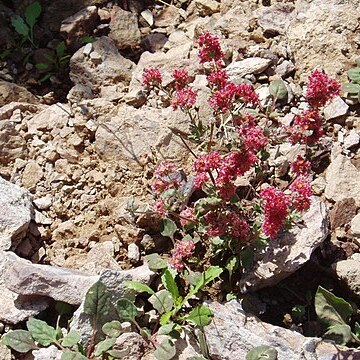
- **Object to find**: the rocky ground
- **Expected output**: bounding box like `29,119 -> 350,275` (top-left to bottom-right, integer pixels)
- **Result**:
1,0 -> 360,359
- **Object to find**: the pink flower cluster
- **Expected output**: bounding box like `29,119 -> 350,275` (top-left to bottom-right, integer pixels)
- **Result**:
290,155 -> 311,176
169,239 -> 195,271
289,176 -> 312,211
207,69 -> 228,90
151,161 -> 179,195
237,116 -> 267,152
179,206 -> 196,227
260,186 -> 290,239
142,67 -> 162,89
172,69 -> 191,91
198,32 -> 224,65
306,70 -> 341,108
171,87 -> 197,110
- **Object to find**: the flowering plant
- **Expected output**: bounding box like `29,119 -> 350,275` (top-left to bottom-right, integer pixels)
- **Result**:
142,33 -> 339,288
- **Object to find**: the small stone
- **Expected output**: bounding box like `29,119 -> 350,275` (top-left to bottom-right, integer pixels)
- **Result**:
351,213 -> 360,238
141,9 -> 154,26
324,96 -> 349,121
195,0 -> 220,16
21,161 -> 43,192
83,43 -> 93,56
128,243 -> 140,263
343,130 -> 360,150
90,51 -> 102,64
32,344 -> 62,360
330,198 -> 357,230
226,58 -> 272,81
121,321 -> 132,332
332,256 -> 360,296
33,196 -> 52,210
276,60 -> 295,78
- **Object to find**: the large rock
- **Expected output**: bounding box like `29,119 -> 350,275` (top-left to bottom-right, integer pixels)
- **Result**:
240,198 -> 329,292
0,177 -> 32,250
205,300 -> 360,359
94,105 -> 190,164
109,6 -> 141,49
226,58 -> 272,81
325,154 -> 360,206
333,254 -> 360,297
70,36 -> 135,95
0,251 -> 49,324
288,0 -> 359,80
0,81 -> 38,107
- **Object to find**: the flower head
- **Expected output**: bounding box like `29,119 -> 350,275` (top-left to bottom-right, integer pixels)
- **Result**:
198,32 -> 224,65
289,176 -> 312,211
151,161 -> 179,195
169,239 -> 195,271
171,87 -> 197,110
172,69 -> 191,91
142,67 -> 162,89
207,69 -> 228,90
290,155 -> 311,176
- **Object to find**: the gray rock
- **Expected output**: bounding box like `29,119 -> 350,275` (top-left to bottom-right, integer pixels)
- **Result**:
32,345 -> 62,360
3,250 -> 98,305
194,0 -> 220,16
343,130 -> 360,150
256,3 -> 296,36
226,58 -> 272,81
325,154 -> 360,206
0,177 -> 32,250
324,96 -> 349,121
276,60 -> 295,78
351,213 -> 360,238
128,243 -> 140,263
240,198 -> 329,292
0,343 -> 11,360
113,332 -> 147,360
33,196 -> 52,210
141,9 -> 153,27
205,300 -> 360,360
333,255 -> 360,296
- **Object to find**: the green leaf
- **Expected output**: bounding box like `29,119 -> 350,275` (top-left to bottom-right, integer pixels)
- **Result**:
158,323 -> 180,336
2,330 -> 37,353
225,256 -> 239,282
94,338 -> 117,357
126,280 -> 155,295
61,350 -> 88,360
154,337 -> 176,360
193,266 -> 223,293
342,83 -> 360,94
354,322 -> 360,338
11,15 -> 29,37
144,253 -> 168,270
102,320 -> 122,338
39,73 -> 53,82
161,269 -> 179,301
107,348 -> 131,358
246,345 -> 278,360
161,219 -> 177,239
149,290 -> 174,314
36,63 -> 50,70
194,197 -> 221,216
55,41 -> 66,59
314,286 -> 354,328
55,301 -> 73,315
25,1 -> 41,28
79,36 -> 97,44
185,305 -> 213,327
323,324 -> 352,345
26,317 -> 57,347
62,330 -> 81,347
269,80 -> 288,100
116,299 -> 138,322
347,68 -> 360,82
160,311 -> 173,325
84,281 -> 110,317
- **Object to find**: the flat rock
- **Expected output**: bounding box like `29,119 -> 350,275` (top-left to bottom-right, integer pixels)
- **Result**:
226,58 -> 272,81
325,154 -> 360,206
343,130 -> 360,150
0,80 -> 38,107
205,300 -> 360,359
3,250 -> 99,305
324,96 -> 349,120
240,198 -> 329,292
32,345 -> 62,360
0,177 -> 32,250
195,0 -> 220,16
70,36 -> 135,96
330,198 -> 357,230
333,254 -> 360,297
21,161 -> 43,193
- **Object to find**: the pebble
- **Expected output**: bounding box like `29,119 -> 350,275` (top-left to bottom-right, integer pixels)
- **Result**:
127,243 -> 140,262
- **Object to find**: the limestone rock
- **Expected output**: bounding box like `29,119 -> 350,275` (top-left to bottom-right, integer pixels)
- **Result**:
351,213 -> 360,238
226,58 -> 272,81
324,96 -> 349,121
32,345 -> 62,360
333,254 -> 360,297
21,161 -> 43,193
240,198 -> 329,292
330,198 -> 357,230
0,177 -> 32,250
70,36 -> 135,95
0,343 -> 11,360
325,154 -> 360,206
109,6 -> 141,49
195,0 -> 220,16
0,80 -> 38,107
205,300 -> 360,359
113,332 -> 147,360
343,130 -> 360,150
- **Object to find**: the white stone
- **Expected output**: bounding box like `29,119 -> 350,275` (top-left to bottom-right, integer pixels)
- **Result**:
128,243 -> 140,262
82,42 -> 93,56
351,213 -> 360,237
343,129 -> 360,150
324,96 -> 349,120
34,196 -> 52,210
226,58 -> 272,81
141,9 -> 154,26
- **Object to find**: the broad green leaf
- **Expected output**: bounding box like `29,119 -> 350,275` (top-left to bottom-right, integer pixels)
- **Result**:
2,330 -> 37,353
193,266 -> 223,293
342,83 -> 360,94
94,338 -> 116,357
149,290 -> 174,314
26,317 -> 57,347
185,305 -> 213,327
36,63 -> 50,70
145,253 -> 168,270
56,41 -> 66,59
61,350 -> 88,360
347,68 -> 360,82
158,323 -> 181,336
84,281 -> 110,317
161,219 -> 177,239
107,348 -> 131,358
323,324 -> 352,345
161,269 -> 179,301
11,15 -> 29,37
314,286 -> 354,328
269,80 -> 288,100
154,337 -> 176,360
116,299 -> 138,322
102,320 -> 122,338
55,301 -> 73,315
246,345 -> 278,360
126,280 -> 155,295
62,330 -> 80,347
25,1 -> 41,28
160,311 -> 173,325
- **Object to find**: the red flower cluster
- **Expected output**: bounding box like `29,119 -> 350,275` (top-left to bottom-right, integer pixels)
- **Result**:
306,70 -> 340,108
260,186 -> 290,239
193,151 -> 222,188
142,67 -> 162,89
290,155 -> 311,176
171,87 -> 197,110
237,120 -> 267,152
209,83 -> 258,113
151,161 -> 179,195
289,176 -> 312,211
172,69 -> 191,91
288,109 -> 323,145
179,206 -> 196,227
169,239 -> 195,271
198,32 -> 224,65
207,69 -> 228,90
